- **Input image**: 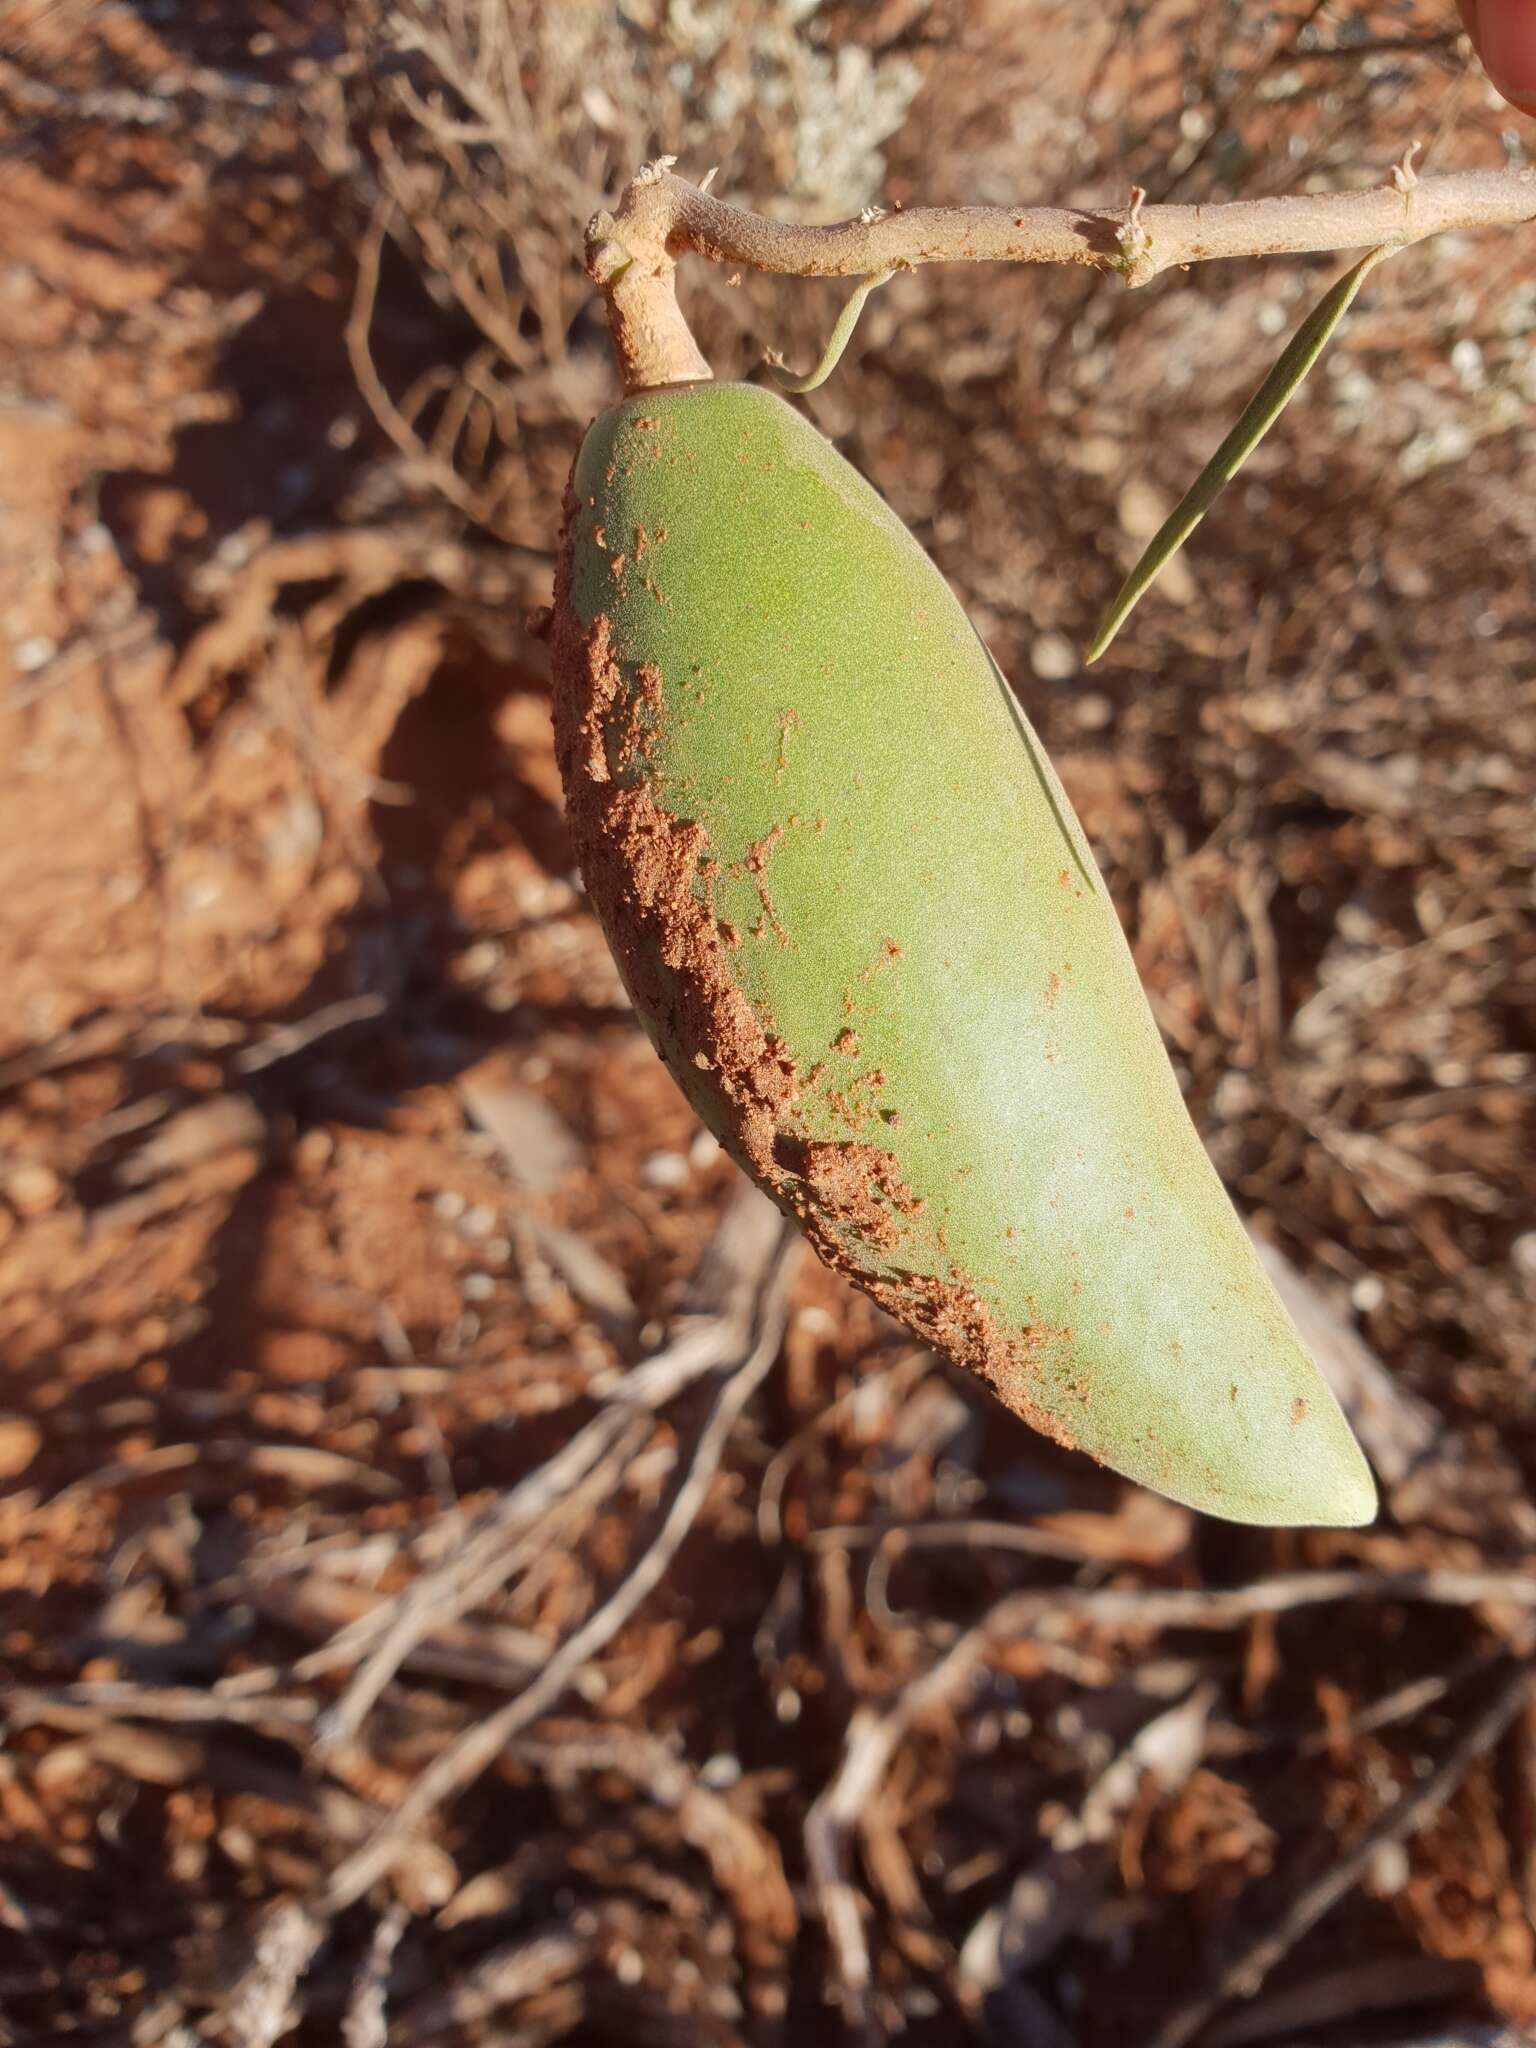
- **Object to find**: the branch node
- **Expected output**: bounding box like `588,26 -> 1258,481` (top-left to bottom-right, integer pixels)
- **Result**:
1116,184 -> 1154,284
588,239 -> 633,287
1393,139 -> 1423,197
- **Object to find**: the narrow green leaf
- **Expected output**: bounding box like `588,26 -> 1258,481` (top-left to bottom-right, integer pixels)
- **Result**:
1087,245 -> 1393,665
767,269 -> 894,395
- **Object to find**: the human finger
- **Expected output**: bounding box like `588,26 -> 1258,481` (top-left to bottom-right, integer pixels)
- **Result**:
1458,0 -> 1536,114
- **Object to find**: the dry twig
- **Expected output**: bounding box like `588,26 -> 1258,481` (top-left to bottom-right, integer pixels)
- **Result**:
808,1565 -> 1536,2020
312,1178 -> 792,1748
317,1185 -> 798,1911
958,1684 -> 1216,2012
1146,1662 -> 1536,2048
341,1904 -> 408,2048
510,1722 -> 797,1965
589,161 -> 1536,390
221,1901 -> 327,2048
392,1925 -> 591,2045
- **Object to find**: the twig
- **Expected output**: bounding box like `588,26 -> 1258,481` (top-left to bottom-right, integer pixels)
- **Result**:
958,1685 -> 1215,2005
392,1926 -> 592,2045
317,1198 -> 799,1912
312,1179 -> 790,1749
510,1723 -> 797,1950
342,1905 -> 408,2048
242,1426 -> 645,1702
626,165 -> 1536,285
830,1510 -> 1172,1626
807,1564 -> 1536,2020
221,1901 -> 327,2048
757,1346 -> 935,1546
237,1570 -> 550,1696
1146,1662 -> 1536,2048
589,161 -> 1536,390
4,619 -> 159,710
807,1626 -> 980,2024
1022,1567 -> 1536,1635
804,1516 -> 1136,1563
346,197 -> 511,529
308,1418 -> 643,1749
1299,31 -> 1460,60
234,994 -> 390,1074
7,1683 -> 318,1736
1245,1231 -> 1440,1488
49,1439 -> 399,1503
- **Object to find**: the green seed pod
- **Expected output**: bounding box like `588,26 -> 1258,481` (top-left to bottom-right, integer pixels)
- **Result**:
551,380 -> 1374,1527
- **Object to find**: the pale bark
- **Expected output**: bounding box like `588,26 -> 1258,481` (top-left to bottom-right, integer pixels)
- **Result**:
589,159 -> 1536,392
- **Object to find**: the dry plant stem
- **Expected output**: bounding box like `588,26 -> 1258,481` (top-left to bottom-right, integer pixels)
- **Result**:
808,1628 -> 979,2023
319,1200 -> 800,1914
509,1725 -> 797,1950
1146,1661 -> 1536,2048
592,163 -> 1536,391
757,1347 -> 935,1546
342,1905 -> 407,2048
347,197 -> 545,551
310,1414 -> 646,1749
808,1515 -> 1121,1564
1019,1564 -> 1536,1634
312,1179 -> 790,1745
393,1926 -> 592,2045
223,1900 -> 327,2048
9,1684 -> 318,1736
807,1565 -> 1536,2021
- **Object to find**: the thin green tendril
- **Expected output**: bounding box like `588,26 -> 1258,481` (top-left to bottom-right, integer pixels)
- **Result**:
768,269 -> 896,395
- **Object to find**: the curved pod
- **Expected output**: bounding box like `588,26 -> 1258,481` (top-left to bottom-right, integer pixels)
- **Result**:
551,381 -> 1374,1526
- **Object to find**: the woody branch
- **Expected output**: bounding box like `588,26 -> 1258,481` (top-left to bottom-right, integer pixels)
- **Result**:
588,159 -> 1536,392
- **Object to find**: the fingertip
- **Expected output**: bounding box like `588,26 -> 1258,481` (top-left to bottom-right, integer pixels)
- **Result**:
1474,0 -> 1536,108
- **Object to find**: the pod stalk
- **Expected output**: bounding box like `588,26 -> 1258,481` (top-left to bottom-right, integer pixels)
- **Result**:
586,176 -> 712,394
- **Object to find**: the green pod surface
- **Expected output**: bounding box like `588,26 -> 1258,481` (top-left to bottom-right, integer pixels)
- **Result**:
551,381 -> 1374,1527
